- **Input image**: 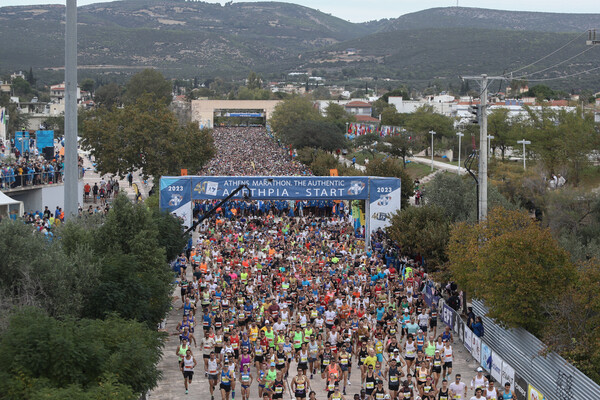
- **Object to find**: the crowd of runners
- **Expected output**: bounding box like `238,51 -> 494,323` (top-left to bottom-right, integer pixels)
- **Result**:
201,127 -> 310,176
168,126 -> 516,400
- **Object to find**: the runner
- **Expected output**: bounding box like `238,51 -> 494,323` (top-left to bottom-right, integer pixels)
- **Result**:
181,348 -> 197,395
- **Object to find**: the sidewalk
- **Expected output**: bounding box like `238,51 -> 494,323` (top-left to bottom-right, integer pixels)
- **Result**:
408,156 -> 467,175
80,153 -> 152,202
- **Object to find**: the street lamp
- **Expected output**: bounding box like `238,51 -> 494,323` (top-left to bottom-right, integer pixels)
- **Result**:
456,131 -> 464,174
429,130 -> 436,171
487,135 -> 494,160
517,139 -> 531,170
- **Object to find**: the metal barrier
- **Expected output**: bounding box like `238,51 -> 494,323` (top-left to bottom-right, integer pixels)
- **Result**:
1,171 -> 65,190
463,298 -> 600,400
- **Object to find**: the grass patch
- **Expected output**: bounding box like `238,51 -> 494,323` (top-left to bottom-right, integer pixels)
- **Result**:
578,165 -> 600,190
404,162 -> 434,180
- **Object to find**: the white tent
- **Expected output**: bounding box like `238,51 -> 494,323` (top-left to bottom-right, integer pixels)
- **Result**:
0,191 -> 24,220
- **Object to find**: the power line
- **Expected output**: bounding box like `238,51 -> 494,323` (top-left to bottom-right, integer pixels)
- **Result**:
505,30 -> 589,77
526,64 -> 600,82
512,44 -> 598,80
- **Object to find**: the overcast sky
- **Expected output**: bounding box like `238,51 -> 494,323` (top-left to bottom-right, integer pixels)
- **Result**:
2,0 -> 599,22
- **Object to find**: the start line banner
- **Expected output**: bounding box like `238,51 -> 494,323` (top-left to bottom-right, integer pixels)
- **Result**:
160,176 -> 401,235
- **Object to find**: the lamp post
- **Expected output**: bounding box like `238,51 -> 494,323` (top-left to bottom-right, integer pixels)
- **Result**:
429,130 -> 436,171
487,135 -> 494,161
64,0 -> 78,217
517,139 -> 531,170
456,131 -> 464,174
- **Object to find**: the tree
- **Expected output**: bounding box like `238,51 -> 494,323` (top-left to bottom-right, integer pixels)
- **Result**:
377,134 -> 413,165
311,86 -> 331,100
269,96 -> 322,134
353,133 -> 380,150
522,106 -> 598,184
371,98 -> 393,118
544,260 -> 600,384
523,84 -> 561,101
0,308 -> 164,399
81,94 -> 214,180
387,205 -> 450,267
43,115 -> 64,138
80,78 -> 95,93
123,69 -> 172,105
486,108 -> 513,160
380,106 -> 408,126
366,157 -> 414,209
381,88 -> 410,102
0,220 -> 100,322
427,172 -> 516,223
82,195 -> 176,327
26,66 -> 36,86
94,83 -> 122,108
11,77 -> 31,97
280,120 -> 346,152
544,190 -> 600,261
447,207 -> 575,334
324,102 -> 354,133
246,71 -> 262,91
405,105 -> 454,152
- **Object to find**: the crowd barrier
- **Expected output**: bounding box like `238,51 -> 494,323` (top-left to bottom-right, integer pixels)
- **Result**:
422,280 -> 600,400
1,171 -> 64,190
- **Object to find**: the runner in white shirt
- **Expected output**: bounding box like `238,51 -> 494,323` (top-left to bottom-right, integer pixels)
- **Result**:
470,367 -> 488,393
449,374 -> 467,400
181,349 -> 197,395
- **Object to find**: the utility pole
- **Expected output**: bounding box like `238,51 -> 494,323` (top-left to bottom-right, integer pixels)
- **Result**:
456,131 -> 464,174
461,74 -> 504,222
487,135 -> 494,161
429,130 -> 436,171
587,29 -> 599,45
64,0 -> 78,218
517,139 -> 531,170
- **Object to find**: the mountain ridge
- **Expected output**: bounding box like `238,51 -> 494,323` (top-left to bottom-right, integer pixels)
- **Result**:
0,1 -> 598,90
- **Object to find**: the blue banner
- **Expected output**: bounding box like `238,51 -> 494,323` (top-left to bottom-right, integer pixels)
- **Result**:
14,131 -> 29,154
189,176 -> 373,200
441,303 -> 455,329
160,177 -> 193,228
226,113 -> 264,117
36,130 -> 54,151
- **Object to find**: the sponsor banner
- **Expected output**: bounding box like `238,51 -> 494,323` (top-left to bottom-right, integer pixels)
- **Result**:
454,318 -> 465,344
491,351 -> 503,383
190,176 -> 373,200
501,362 -> 515,391
225,112 -> 264,117
368,177 -> 401,233
36,130 -> 54,151
471,335 -> 481,363
160,177 -> 192,229
422,281 -> 439,308
441,303 -> 455,329
514,373 -> 528,400
14,131 -> 30,154
528,385 -> 545,400
481,342 -> 493,371
463,328 -> 472,352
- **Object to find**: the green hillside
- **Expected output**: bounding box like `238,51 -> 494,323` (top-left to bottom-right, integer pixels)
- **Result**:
0,1 -> 598,90
377,7 -> 600,33
0,0 -> 370,76
297,28 -> 600,91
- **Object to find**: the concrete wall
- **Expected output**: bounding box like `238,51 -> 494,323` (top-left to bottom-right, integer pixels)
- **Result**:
191,99 -> 282,128
7,181 -> 84,213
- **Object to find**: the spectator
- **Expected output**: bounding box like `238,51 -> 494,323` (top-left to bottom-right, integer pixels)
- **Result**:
472,316 -> 484,338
